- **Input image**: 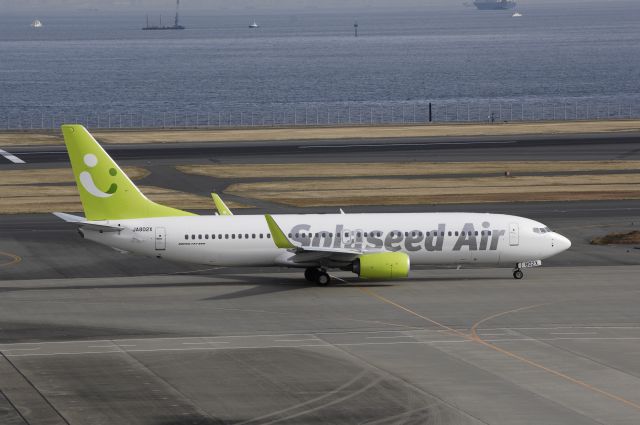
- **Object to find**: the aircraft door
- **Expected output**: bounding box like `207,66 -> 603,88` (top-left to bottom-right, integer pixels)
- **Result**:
509,223 -> 519,246
155,227 -> 166,250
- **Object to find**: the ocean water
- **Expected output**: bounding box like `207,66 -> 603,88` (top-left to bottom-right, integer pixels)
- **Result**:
1,2 -> 640,127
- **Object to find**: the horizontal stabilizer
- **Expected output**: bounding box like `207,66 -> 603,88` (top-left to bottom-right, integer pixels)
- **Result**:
52,212 -> 123,232
53,212 -> 85,223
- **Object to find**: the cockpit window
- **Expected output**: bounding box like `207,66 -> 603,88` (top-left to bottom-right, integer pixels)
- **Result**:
534,226 -> 552,234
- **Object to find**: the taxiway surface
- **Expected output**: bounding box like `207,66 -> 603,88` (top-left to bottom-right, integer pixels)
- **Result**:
1,267 -> 640,424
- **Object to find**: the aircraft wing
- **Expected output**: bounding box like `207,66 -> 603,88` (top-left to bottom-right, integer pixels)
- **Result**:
264,215 -> 362,263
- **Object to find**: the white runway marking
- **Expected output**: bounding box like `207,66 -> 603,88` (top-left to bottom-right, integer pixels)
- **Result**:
3,347 -> 41,351
5,336 -> 640,358
0,149 -> 26,164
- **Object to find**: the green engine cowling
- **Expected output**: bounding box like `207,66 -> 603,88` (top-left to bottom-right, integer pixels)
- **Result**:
353,252 -> 411,280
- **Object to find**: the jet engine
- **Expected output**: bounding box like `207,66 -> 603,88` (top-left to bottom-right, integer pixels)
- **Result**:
352,252 -> 410,280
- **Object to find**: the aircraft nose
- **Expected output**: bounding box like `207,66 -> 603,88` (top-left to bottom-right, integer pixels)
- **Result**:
554,234 -> 572,252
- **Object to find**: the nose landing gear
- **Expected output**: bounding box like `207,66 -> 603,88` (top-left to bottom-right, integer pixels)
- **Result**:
513,268 -> 524,280
305,267 -> 331,286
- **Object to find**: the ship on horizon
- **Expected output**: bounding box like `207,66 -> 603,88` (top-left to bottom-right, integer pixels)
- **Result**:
473,0 -> 517,10
143,0 -> 185,30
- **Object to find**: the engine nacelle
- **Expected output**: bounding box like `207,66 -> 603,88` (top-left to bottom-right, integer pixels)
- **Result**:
353,252 -> 410,280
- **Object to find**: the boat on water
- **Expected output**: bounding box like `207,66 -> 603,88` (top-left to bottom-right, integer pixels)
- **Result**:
31,19 -> 43,28
249,20 -> 259,29
512,12 -> 523,17
473,0 -> 517,10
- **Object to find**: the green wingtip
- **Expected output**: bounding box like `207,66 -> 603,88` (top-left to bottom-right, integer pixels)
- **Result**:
211,193 -> 233,216
265,215 -> 295,249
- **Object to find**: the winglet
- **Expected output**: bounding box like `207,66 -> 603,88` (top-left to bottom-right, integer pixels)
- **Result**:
211,193 -> 233,216
265,215 -> 296,249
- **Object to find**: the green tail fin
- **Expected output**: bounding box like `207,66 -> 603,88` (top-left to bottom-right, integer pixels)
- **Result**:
61,125 -> 195,221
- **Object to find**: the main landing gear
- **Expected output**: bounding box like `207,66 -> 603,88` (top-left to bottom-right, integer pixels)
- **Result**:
305,268 -> 331,286
513,268 -> 524,280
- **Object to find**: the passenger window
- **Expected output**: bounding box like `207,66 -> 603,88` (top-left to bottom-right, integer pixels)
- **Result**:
205,234 -> 209,239
191,235 -> 195,240
267,234 -> 271,239
232,234 -> 236,239
252,234 -> 256,239
198,235 -> 202,240
259,234 -> 263,239
239,234 -> 242,239
184,235 -> 188,240
488,231 -> 492,236
212,235 -> 216,239
448,231 -> 452,236
288,233 -> 292,238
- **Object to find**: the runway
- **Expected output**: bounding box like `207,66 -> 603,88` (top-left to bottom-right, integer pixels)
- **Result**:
1,131 -> 640,423
3,132 -> 640,164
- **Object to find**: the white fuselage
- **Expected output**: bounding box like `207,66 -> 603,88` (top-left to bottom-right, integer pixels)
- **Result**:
81,212 -> 571,269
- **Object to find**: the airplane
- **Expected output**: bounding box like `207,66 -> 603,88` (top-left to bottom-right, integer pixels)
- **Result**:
54,125 -> 571,286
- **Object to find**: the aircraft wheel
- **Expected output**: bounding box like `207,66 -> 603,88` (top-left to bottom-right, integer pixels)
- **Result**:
304,268 -> 318,282
316,272 -> 331,286
513,269 -> 524,280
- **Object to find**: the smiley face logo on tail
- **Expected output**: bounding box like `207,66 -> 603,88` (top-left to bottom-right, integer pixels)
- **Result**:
79,153 -> 118,198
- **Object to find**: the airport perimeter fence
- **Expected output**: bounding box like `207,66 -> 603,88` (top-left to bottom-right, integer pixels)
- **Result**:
2,101 -> 640,131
